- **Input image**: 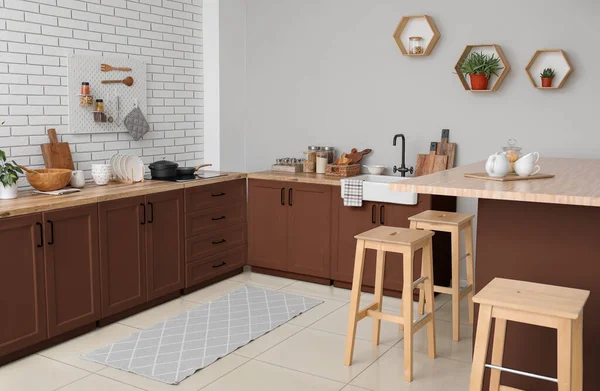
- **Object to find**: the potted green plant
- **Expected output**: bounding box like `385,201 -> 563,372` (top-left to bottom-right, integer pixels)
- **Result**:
540,68 -> 556,88
0,123 -> 23,200
459,51 -> 504,90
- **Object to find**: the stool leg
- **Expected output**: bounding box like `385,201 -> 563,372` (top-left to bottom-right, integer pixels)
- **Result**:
464,221 -> 475,325
489,318 -> 507,391
372,249 -> 386,346
403,250 -> 414,382
572,315 -> 583,391
422,238 -> 436,359
344,239 -> 366,366
469,304 -> 493,391
451,227 -> 461,342
557,318 -> 573,391
410,221 -> 426,317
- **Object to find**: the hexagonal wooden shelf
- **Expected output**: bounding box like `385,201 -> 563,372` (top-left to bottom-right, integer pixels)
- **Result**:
525,49 -> 573,89
393,15 -> 441,56
454,44 -> 511,92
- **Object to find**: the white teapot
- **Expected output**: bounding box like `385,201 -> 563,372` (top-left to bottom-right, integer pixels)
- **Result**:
485,153 -> 510,178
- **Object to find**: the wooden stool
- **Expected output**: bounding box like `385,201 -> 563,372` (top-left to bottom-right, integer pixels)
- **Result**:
344,226 -> 436,382
408,210 -> 475,342
470,278 -> 589,391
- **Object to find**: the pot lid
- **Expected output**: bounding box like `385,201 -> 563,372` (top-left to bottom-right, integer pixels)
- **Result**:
149,160 -> 178,169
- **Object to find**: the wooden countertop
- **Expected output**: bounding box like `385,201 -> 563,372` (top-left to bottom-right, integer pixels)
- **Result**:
390,158 -> 600,207
0,171 -> 246,219
247,171 -> 344,186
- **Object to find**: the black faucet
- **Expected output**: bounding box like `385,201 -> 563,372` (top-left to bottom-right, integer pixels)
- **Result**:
392,134 -> 414,177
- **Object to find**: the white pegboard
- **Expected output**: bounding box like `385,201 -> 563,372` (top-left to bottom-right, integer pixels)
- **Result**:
68,54 -> 147,133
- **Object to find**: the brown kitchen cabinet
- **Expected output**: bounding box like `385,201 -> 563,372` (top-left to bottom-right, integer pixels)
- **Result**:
0,214 -> 47,357
248,179 -> 332,280
43,204 -> 101,337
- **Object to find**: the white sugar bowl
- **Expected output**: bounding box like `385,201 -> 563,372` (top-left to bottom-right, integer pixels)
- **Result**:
91,164 -> 112,186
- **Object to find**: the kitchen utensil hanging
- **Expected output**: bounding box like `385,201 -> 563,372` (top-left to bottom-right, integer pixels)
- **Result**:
123,100 -> 149,140
101,76 -> 134,87
101,64 -> 132,72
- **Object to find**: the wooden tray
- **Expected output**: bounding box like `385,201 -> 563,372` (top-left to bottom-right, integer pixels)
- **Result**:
464,172 -> 555,181
272,164 -> 302,173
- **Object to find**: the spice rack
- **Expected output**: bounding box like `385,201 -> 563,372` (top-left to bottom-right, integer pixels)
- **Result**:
393,15 -> 441,56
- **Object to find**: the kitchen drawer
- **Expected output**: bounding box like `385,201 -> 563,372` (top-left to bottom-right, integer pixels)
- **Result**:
186,224 -> 246,263
186,247 -> 247,288
185,179 -> 246,213
185,202 -> 246,238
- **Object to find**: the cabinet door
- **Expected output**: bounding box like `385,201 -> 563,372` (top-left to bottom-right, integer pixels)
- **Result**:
0,214 -> 46,356
99,196 -> 147,317
44,205 -> 101,337
287,183 -> 332,278
331,187 -> 378,285
146,190 -> 185,301
248,180 -> 288,271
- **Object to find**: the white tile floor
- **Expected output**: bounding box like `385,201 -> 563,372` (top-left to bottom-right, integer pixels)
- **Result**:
0,271 -> 473,390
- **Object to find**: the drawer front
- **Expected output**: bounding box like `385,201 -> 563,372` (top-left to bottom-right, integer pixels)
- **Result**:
186,224 -> 246,263
185,202 -> 246,238
186,247 -> 247,288
185,180 -> 246,213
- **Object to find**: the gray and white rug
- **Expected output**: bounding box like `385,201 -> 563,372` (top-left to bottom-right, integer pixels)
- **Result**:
81,285 -> 322,384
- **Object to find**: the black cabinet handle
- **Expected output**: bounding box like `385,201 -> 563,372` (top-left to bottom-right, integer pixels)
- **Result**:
212,216 -> 226,221
280,188 -> 285,205
212,262 -> 227,268
140,203 -> 146,225
288,188 -> 293,206
212,239 -> 227,245
148,202 -> 154,223
212,192 -> 225,197
380,205 -> 385,225
47,220 -> 54,245
36,222 -> 43,248
371,205 -> 376,224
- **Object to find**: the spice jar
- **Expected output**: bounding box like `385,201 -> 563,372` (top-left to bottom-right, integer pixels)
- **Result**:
503,138 -> 521,173
322,146 -> 335,164
304,145 -> 320,163
409,37 -> 424,55
81,82 -> 90,95
95,99 -> 104,112
316,151 -> 328,174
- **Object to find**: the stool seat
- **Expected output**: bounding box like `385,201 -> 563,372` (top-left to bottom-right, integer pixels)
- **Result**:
354,226 -> 434,246
408,210 -> 473,227
474,278 -> 590,320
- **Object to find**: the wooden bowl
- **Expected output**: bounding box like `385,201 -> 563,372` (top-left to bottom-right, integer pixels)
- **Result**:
26,168 -> 73,192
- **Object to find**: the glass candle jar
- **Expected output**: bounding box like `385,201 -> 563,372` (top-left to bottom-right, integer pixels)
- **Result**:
503,138 -> 521,173
81,82 -> 90,95
95,99 -> 104,112
409,37 -> 424,55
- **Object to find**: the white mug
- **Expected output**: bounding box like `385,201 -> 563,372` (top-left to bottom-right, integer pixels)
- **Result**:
514,152 -> 541,177
70,170 -> 85,188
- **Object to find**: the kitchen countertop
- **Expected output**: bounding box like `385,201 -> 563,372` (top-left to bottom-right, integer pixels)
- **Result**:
390,158 -> 600,207
247,171 -> 344,186
0,171 -> 246,219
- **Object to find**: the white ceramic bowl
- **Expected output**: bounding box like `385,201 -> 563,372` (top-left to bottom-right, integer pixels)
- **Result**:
363,165 -> 387,175
91,164 -> 112,186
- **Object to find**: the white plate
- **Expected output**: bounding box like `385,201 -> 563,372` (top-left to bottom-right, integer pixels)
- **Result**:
125,155 -> 142,182
120,154 -> 131,181
112,154 -> 124,180
110,154 -> 119,178
135,157 -> 145,182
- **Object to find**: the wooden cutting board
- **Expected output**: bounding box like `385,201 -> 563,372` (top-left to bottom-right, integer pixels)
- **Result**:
415,149 -> 448,177
41,129 -> 74,170
464,172 -> 555,181
435,129 -> 457,169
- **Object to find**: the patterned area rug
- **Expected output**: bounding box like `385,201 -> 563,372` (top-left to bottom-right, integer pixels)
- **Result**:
81,285 -> 322,384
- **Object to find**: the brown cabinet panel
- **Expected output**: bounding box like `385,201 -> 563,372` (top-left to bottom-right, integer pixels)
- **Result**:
186,180 -> 246,212
186,224 -> 246,263
43,205 -> 101,337
99,196 -> 147,317
185,202 -> 246,238
0,214 -> 47,356
186,247 -> 247,288
247,180 -> 288,271
287,183 -> 332,278
146,190 -> 185,301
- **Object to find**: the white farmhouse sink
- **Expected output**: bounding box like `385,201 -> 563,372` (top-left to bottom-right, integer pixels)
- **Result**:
354,175 -> 418,205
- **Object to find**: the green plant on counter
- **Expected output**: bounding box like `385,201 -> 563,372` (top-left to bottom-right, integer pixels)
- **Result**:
459,51 -> 504,79
540,68 -> 556,78
0,122 -> 23,188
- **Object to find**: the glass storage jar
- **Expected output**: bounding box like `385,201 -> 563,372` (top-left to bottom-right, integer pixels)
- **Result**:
409,37 -> 424,55
316,151 -> 329,174
503,138 -> 522,173
95,99 -> 104,112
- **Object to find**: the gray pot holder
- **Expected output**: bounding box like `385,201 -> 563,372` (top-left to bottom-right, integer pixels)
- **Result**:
124,107 -> 150,141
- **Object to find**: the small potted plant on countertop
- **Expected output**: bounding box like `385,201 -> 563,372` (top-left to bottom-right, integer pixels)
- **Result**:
0,122 -> 23,200
540,68 -> 556,88
459,51 -> 504,91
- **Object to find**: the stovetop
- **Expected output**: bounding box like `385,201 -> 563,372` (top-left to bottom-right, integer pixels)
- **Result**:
145,173 -> 228,183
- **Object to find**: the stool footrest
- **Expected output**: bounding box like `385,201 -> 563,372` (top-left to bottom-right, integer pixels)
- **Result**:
485,364 -> 558,384
413,276 -> 428,289
363,308 -> 432,332
433,284 -> 472,297
356,303 -> 379,322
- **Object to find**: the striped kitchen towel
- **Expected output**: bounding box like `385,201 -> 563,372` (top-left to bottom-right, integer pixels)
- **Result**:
341,178 -> 365,207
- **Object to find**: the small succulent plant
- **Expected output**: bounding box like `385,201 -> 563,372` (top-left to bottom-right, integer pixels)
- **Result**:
459,51 -> 504,79
540,68 -> 556,78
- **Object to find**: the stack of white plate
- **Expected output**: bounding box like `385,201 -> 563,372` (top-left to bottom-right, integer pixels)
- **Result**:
109,154 -> 145,182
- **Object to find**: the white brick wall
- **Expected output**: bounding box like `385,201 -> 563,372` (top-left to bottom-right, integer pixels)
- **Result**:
0,0 -> 203,187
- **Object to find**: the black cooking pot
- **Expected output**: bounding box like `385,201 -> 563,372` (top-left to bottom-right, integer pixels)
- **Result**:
148,160 -> 178,179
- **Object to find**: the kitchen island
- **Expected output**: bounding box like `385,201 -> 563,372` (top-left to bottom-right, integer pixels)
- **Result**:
391,158 -> 600,390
